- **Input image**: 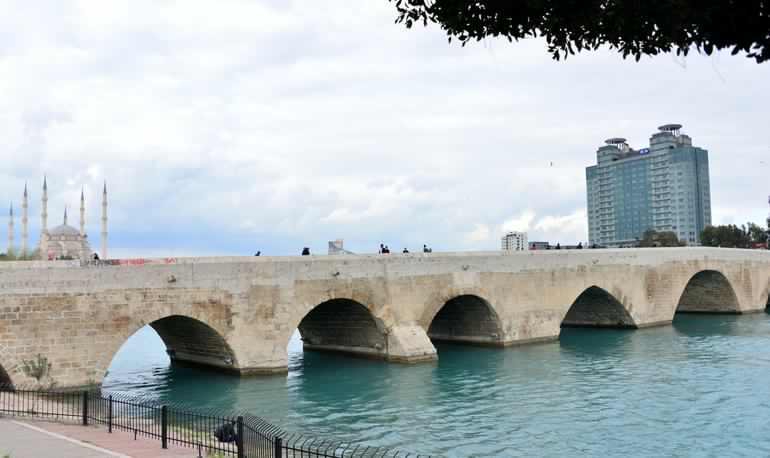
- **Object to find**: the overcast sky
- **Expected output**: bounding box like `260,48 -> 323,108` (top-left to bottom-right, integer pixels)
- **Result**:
1,1 -> 769,257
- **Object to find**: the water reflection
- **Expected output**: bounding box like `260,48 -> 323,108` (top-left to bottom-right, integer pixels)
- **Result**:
104,315 -> 770,456
673,313 -> 743,337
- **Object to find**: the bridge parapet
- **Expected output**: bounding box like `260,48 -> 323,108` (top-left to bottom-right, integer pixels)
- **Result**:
0,248 -> 768,388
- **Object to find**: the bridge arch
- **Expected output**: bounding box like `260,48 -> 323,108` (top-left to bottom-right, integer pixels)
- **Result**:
0,345 -> 18,387
0,363 -> 11,386
101,313 -> 238,381
676,270 -> 740,313
426,294 -> 504,346
292,298 -> 389,359
148,315 -> 237,368
561,286 -> 636,329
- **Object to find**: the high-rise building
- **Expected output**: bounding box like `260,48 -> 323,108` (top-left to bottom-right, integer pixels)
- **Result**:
501,231 -> 528,251
586,124 -> 712,247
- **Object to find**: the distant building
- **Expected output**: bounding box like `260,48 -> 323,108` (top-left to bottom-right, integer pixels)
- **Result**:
328,239 -> 354,255
528,241 -> 586,250
6,179 -> 109,261
529,241 -> 550,250
501,231 -> 527,251
586,124 -> 712,247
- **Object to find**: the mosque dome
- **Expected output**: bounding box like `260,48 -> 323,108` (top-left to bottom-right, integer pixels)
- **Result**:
49,224 -> 80,237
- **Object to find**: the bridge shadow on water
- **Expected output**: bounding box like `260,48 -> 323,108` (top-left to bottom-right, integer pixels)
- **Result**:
673,312 -> 757,337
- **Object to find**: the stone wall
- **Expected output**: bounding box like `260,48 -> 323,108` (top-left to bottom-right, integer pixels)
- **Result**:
0,247 -> 768,388
0,287 -> 237,388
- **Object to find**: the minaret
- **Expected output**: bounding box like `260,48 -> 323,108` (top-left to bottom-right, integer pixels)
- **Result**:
41,177 -> 48,232
101,181 -> 108,259
80,187 -> 86,237
7,203 -> 14,256
63,206 -> 68,226
40,177 -> 49,259
21,183 -> 28,257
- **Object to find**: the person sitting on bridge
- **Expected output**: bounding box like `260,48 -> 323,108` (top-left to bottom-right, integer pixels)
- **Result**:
403,248 -> 409,253
423,244 -> 432,253
301,247 -> 310,256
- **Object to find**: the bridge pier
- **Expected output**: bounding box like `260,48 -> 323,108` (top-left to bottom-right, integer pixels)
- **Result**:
385,325 -> 438,363
299,326 -> 437,364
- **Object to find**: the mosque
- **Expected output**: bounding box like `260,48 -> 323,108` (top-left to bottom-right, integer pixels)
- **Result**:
6,178 -> 108,261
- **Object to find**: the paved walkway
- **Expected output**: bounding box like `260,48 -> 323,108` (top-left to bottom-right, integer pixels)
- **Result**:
0,418 -> 197,457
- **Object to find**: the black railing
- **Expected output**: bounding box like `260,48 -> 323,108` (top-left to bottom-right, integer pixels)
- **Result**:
0,384 -> 429,457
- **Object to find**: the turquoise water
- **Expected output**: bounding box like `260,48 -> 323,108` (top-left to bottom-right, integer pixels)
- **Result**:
103,314 -> 770,457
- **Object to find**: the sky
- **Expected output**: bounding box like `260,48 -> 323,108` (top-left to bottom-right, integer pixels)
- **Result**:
1,1 -> 769,258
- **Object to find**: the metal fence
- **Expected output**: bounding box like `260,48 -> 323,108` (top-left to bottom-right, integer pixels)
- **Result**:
0,384 -> 429,457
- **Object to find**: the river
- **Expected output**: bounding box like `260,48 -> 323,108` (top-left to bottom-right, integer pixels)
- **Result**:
103,313 -> 770,457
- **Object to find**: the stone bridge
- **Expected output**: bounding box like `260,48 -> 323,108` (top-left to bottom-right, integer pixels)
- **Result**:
1,247 -> 769,388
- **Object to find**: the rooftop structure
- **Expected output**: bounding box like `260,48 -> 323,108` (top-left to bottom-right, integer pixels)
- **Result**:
328,239 -> 354,255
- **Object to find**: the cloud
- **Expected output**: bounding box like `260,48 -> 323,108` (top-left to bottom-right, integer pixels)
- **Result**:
1,1 -> 768,257
533,210 -> 589,243
464,223 -> 491,244
502,210 -> 537,233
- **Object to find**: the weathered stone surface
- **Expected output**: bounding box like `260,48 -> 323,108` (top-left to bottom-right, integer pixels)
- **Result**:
0,247 -> 768,388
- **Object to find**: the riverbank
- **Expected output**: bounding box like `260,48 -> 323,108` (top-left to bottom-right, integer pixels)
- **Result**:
0,417 -> 196,457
